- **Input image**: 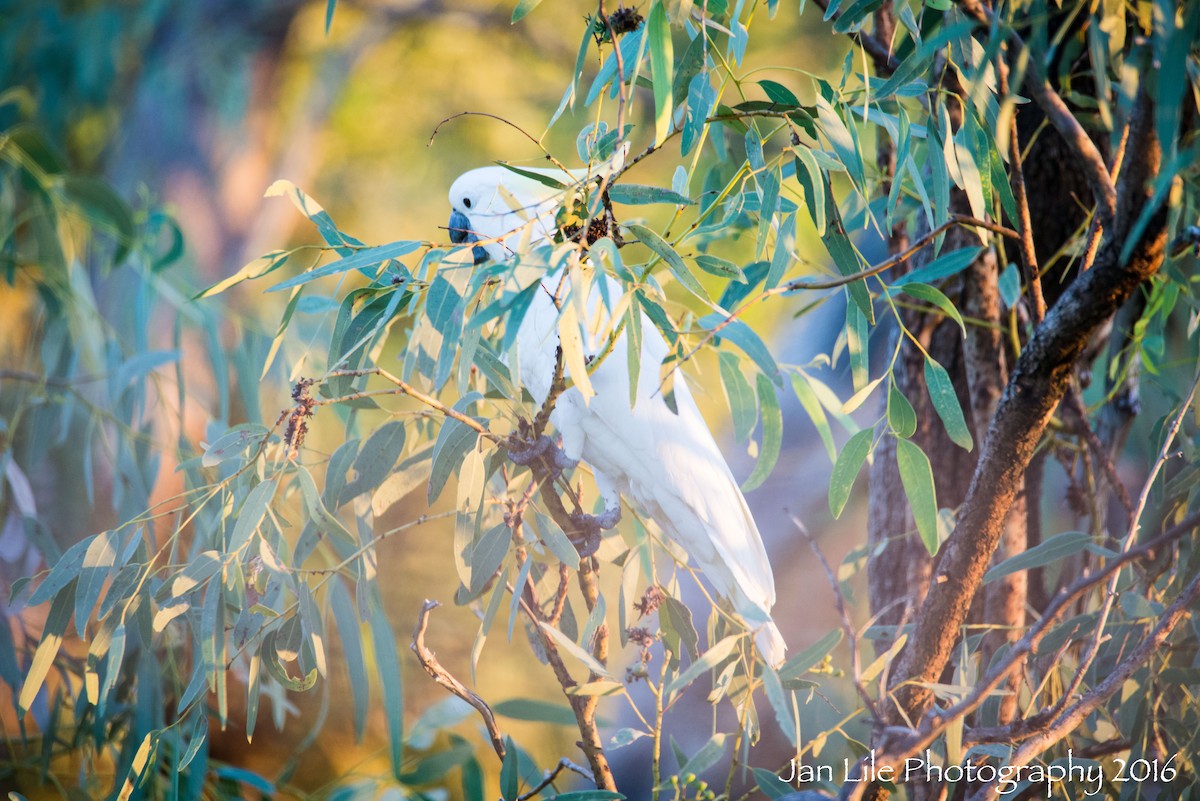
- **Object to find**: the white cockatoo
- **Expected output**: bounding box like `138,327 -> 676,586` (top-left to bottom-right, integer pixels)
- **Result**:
446,159 -> 787,667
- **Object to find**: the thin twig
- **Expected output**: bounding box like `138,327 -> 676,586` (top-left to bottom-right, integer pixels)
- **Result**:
655,214 -> 1017,396
518,758 -> 596,801
1063,387 -> 1133,516
1057,365 -> 1200,711
410,600 -> 507,760
791,514 -> 881,725
843,509 -> 1200,800
429,111 -> 573,176
327,368 -> 496,440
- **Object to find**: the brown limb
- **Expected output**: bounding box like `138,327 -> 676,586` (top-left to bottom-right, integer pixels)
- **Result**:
884,85 -> 1167,726
410,600 -> 507,761
517,592 -> 617,791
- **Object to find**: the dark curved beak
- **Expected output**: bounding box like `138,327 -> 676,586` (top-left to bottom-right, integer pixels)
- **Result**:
448,210 -> 489,265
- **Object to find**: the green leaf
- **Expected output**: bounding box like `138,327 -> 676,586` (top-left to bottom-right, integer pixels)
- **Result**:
694,254 -> 746,282
829,429 -> 872,518
896,246 -> 982,287
495,161 -> 566,189
324,0 -> 337,30
742,374 -> 782,492
608,184 -> 694,205
665,634 -> 741,696
429,417 -> 481,504
229,479 -> 276,553
895,438 -> 939,555
699,314 -> 780,381
200,424 -> 269,468
343,420 -> 406,500
28,534 -> 93,606
295,465 -> 357,545
680,733 -> 730,776
793,150 -> 827,235
718,352 -> 757,443
625,223 -> 708,301
887,381 -> 917,438
268,240 -> 421,292
759,79 -> 800,106
196,250 -> 291,299
998,263 -> 1020,308
761,667 -> 797,746
61,176 -> 136,266
493,698 -> 575,726
500,736 -> 520,801
790,371 -> 837,462
648,1 -> 674,144
832,0 -> 885,31
777,628 -> 842,687
897,282 -> 966,337
533,513 -> 580,570
682,73 -> 716,156
369,597 -> 405,778
754,766 -> 791,798
511,0 -> 544,22
469,524 -> 511,595
330,581 -> 369,740
659,596 -> 699,667
984,531 -> 1093,584
924,358 -> 973,451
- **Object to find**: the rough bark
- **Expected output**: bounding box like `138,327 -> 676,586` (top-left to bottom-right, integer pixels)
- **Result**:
886,91 -> 1167,722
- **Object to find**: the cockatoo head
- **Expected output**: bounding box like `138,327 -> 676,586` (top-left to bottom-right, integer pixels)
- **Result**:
447,145 -> 630,264
447,167 -> 564,265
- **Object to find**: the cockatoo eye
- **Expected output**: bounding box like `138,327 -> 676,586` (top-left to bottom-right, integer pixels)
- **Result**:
463,197 -> 472,209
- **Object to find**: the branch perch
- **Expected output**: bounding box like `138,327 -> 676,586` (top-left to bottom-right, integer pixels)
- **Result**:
410,599 -> 508,760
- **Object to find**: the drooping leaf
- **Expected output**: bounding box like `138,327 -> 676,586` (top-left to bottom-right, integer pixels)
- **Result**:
718,352 -> 757,443
895,438 -> 939,554
511,0 -> 544,22
742,374 -> 782,491
924,358 -> 973,451
829,429 -> 873,518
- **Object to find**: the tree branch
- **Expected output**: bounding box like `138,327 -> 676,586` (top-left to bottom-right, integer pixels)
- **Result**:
885,85 -> 1167,724
410,600 -> 507,760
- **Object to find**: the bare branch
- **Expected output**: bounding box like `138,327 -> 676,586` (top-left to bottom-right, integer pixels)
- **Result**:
410,600 -> 507,761
518,757 -> 596,801
791,514 -> 881,726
